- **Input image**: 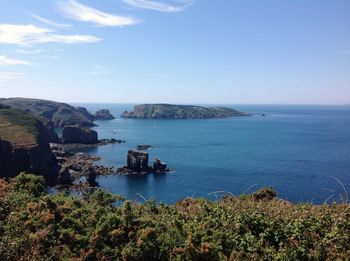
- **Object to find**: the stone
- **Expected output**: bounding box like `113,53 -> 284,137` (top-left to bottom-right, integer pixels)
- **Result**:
152,158 -> 167,173
136,144 -> 153,150
57,166 -> 72,184
94,109 -> 115,120
62,125 -> 98,144
127,150 -> 149,173
85,166 -> 97,186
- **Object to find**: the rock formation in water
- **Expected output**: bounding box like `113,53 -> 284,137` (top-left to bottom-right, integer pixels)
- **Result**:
153,158 -> 167,173
62,125 -> 98,144
126,150 -> 149,173
118,150 -> 169,174
94,109 -> 115,120
121,104 -> 247,119
0,106 -> 59,184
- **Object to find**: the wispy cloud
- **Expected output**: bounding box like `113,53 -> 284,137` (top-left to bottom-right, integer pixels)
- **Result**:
30,13 -> 72,29
0,72 -> 26,81
0,24 -> 101,46
58,0 -> 139,27
122,0 -> 193,13
0,55 -> 31,66
16,49 -> 45,55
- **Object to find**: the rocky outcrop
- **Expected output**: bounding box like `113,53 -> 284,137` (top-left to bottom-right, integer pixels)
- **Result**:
94,109 -> 115,120
0,107 -> 59,185
51,138 -> 125,152
153,158 -> 167,173
121,104 -> 248,119
126,150 -> 149,173
117,150 -> 169,175
62,125 -> 98,144
136,144 -> 153,150
77,107 -> 95,121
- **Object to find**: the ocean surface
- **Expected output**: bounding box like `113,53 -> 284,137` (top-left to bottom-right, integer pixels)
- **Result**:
72,104 -> 350,204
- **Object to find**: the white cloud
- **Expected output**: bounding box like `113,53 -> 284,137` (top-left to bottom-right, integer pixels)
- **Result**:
122,0 -> 192,13
58,0 -> 139,27
30,13 -> 72,29
0,72 -> 26,81
0,55 -> 31,66
0,24 -> 101,46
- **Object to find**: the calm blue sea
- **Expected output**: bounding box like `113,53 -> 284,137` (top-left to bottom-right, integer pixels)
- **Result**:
72,104 -> 350,204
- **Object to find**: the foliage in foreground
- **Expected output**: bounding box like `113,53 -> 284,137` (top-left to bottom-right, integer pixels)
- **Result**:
0,174 -> 350,260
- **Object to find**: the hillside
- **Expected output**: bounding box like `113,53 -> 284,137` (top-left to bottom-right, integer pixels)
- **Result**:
0,175 -> 349,260
121,104 -> 247,119
0,106 -> 58,184
0,98 -> 95,127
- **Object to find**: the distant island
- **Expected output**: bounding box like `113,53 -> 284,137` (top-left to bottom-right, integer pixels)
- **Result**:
121,104 -> 248,119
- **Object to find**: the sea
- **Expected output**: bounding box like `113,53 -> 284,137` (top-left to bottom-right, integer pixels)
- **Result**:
71,104 -> 350,204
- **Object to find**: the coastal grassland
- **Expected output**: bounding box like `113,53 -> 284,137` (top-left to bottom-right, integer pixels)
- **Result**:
0,174 -> 350,260
0,108 -> 38,147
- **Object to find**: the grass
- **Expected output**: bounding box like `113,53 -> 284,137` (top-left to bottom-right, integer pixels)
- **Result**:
0,108 -> 38,147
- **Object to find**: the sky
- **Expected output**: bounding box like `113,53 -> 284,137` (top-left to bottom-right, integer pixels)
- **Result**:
0,0 -> 349,104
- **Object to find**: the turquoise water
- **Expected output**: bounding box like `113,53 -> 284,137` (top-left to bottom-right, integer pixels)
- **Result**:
74,104 -> 350,204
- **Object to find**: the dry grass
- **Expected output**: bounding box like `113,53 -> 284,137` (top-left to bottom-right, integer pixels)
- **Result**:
0,115 -> 36,147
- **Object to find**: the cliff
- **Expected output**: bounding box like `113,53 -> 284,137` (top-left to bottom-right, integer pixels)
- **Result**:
121,104 -> 247,119
0,106 -> 59,184
0,98 -> 95,127
62,125 -> 98,144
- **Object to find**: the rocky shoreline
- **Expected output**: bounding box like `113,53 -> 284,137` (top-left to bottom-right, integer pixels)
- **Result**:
51,138 -> 125,152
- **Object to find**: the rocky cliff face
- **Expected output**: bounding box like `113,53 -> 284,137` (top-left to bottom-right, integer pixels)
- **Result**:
94,109 -> 115,120
121,104 -> 247,119
127,150 -> 149,173
0,108 -> 59,185
62,125 -> 98,144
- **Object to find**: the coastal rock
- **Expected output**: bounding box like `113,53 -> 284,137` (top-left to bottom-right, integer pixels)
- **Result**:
153,158 -> 167,173
136,144 -> 154,150
121,104 -> 248,119
50,138 -> 125,152
77,107 -> 95,121
127,150 -> 149,173
62,125 -> 98,144
85,166 -> 97,186
0,107 -> 59,185
94,109 -> 115,120
57,166 -> 72,185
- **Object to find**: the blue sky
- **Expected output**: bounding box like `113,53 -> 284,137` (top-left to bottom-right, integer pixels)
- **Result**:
0,0 -> 349,104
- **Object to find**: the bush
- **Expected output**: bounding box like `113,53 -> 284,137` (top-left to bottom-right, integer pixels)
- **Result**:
0,174 -> 350,260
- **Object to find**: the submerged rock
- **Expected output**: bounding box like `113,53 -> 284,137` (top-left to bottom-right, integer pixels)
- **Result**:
136,144 -> 154,150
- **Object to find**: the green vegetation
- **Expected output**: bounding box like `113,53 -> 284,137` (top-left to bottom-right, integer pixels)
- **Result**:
0,174 -> 349,260
0,98 -> 94,127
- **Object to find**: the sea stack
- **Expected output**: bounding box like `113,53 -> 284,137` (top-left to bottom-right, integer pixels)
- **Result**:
127,150 -> 149,173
